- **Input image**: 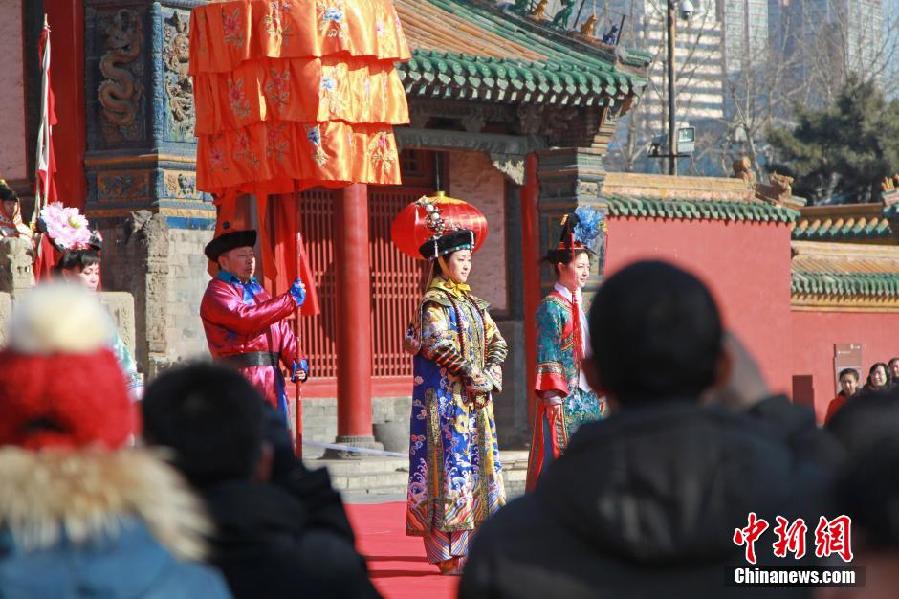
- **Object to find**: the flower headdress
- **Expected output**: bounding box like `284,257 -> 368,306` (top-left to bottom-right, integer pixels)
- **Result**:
569,205 -> 605,254
38,202 -> 102,252
546,206 -> 606,262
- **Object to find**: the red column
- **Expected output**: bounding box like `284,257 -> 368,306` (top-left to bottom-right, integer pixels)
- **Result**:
334,184 -> 376,445
521,154 -> 541,428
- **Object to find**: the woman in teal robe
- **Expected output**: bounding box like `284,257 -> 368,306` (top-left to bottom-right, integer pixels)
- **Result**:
526,208 -> 606,491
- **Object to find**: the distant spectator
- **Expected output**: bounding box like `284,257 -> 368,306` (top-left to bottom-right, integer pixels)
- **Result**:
889,357 -> 899,386
823,367 -> 860,425
857,363 -> 890,399
460,261 -> 841,599
0,283 -> 229,599
142,363 -> 379,599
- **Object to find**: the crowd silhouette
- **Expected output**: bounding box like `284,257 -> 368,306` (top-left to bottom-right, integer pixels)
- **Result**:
0,261 -> 896,598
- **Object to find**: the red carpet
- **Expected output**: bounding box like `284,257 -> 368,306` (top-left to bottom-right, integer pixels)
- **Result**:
346,501 -> 458,599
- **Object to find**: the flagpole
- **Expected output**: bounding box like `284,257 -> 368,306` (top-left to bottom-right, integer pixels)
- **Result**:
32,13 -> 51,229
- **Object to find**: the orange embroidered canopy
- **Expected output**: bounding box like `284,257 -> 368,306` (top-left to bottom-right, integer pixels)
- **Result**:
189,0 -> 410,195
189,0 -> 410,303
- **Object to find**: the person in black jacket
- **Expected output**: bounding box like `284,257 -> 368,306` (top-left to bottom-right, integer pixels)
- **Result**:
142,363 -> 380,599
459,260 -> 843,599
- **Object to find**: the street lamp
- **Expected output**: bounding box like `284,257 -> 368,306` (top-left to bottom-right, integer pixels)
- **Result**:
666,0 -> 693,175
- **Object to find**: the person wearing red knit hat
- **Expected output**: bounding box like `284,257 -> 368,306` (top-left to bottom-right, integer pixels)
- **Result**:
0,282 -> 231,599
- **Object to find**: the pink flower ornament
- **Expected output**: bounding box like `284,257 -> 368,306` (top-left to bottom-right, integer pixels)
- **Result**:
40,202 -> 94,250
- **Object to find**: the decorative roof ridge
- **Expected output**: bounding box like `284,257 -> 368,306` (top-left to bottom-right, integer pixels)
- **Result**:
467,0 -> 652,72
429,0 -> 649,77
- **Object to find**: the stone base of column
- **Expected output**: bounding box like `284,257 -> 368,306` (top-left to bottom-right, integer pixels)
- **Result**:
324,435 -> 385,459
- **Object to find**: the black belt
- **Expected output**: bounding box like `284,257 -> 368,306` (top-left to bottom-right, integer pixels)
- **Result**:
220,351 -> 279,368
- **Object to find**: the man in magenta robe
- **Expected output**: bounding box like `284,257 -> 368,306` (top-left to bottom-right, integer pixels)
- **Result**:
200,229 -> 308,419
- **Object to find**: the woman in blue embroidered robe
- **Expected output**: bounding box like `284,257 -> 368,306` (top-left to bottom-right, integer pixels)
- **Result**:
405,231 -> 507,576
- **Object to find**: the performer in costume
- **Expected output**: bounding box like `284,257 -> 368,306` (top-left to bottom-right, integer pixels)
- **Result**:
38,201 -> 143,400
525,207 -> 606,492
0,180 -> 33,238
200,229 -> 309,421
403,196 -> 508,576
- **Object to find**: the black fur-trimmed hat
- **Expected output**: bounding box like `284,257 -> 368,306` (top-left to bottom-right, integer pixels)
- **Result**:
204,230 -> 257,261
0,179 -> 19,202
418,228 -> 475,260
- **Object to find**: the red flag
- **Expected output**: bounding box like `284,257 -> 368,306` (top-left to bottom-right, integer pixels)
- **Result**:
33,15 -> 58,281
272,195 -> 319,316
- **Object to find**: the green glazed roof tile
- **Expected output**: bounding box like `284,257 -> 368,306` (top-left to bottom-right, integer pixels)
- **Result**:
792,216 -> 893,241
791,272 -> 899,298
605,195 -> 798,223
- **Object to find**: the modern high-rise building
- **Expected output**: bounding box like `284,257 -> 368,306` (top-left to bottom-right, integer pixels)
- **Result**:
772,0 -> 885,95
598,0 -> 727,173
720,0 -> 770,74
884,0 -> 899,96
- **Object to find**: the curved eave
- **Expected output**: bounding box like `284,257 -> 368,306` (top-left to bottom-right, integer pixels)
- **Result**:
397,52 -> 645,106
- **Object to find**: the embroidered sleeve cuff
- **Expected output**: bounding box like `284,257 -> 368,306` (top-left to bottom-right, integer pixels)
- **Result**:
536,371 -> 569,396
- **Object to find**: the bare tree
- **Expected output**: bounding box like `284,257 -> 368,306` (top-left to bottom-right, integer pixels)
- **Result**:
713,0 -> 899,183
711,26 -> 810,178
783,0 -> 899,105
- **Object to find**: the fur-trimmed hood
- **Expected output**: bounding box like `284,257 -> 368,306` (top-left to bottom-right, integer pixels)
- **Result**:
0,447 -> 211,561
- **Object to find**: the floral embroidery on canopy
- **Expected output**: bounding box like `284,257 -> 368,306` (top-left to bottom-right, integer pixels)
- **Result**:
264,0 -> 294,39
227,79 -> 251,119
210,144 -> 228,171
222,8 -> 245,48
317,0 -> 346,41
370,131 -> 397,175
319,66 -> 345,119
305,125 -> 328,166
264,68 -> 291,109
266,123 -> 290,163
233,130 -> 260,169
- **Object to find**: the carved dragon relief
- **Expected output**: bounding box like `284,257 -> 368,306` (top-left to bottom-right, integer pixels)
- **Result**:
163,10 -> 195,141
98,9 -> 144,144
